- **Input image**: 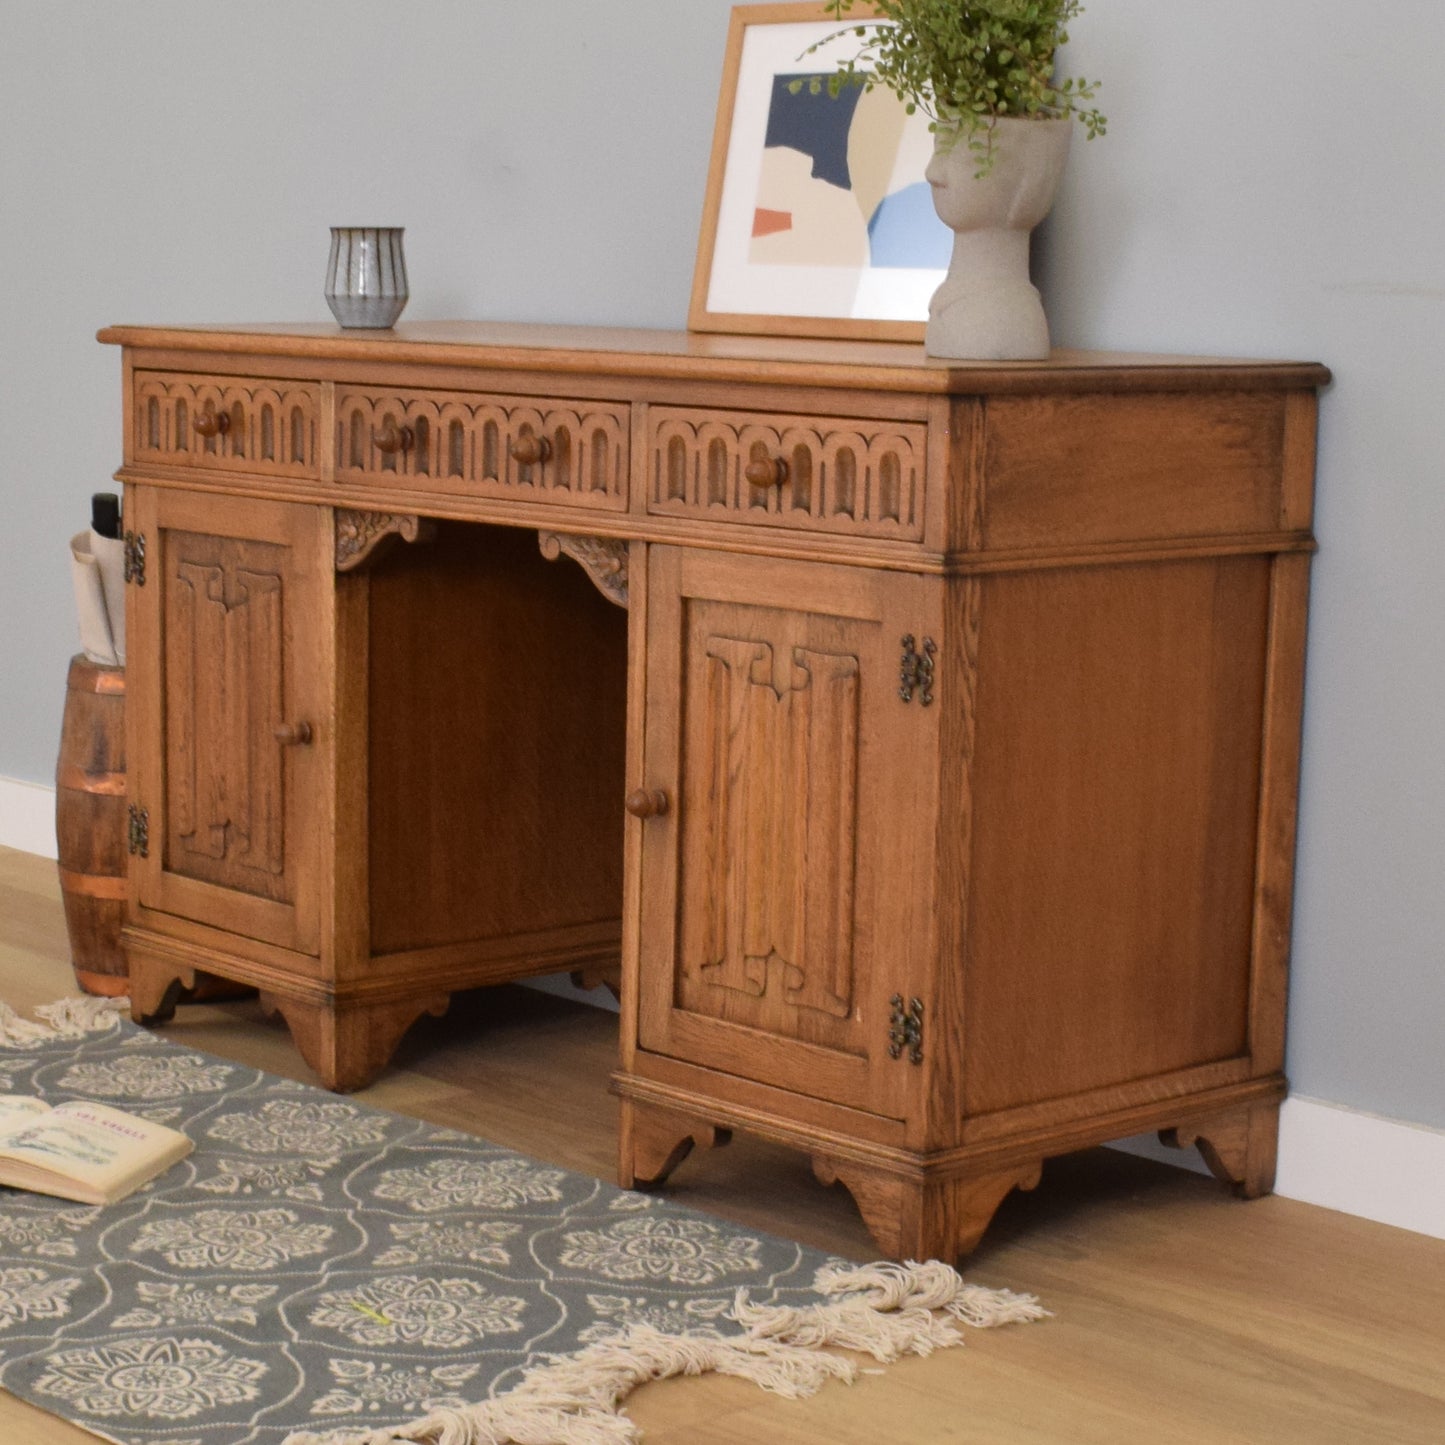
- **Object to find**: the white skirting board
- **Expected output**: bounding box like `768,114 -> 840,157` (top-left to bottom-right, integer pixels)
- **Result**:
4,773 -> 1440,1241
1111,1098 -> 1445,1240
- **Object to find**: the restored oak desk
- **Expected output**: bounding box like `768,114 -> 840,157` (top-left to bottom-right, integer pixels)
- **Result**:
100,321 -> 1327,1260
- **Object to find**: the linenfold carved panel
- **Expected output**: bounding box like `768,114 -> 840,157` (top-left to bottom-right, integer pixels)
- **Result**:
134,373 -> 320,477
335,387 -> 629,510
679,633 -> 862,1042
648,407 -> 926,541
162,531 -> 291,902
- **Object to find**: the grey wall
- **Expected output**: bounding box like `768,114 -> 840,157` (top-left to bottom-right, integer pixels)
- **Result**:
2,2 -> 1441,1130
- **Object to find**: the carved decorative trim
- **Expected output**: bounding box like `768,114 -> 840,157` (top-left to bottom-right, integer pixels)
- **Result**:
334,388 -> 628,511
648,406 -> 927,541
688,636 -> 860,1023
335,510 -> 435,573
538,531 -> 629,608
134,373 -> 320,477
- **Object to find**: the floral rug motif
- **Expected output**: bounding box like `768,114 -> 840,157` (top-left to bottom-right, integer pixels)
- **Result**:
0,1000 -> 1043,1445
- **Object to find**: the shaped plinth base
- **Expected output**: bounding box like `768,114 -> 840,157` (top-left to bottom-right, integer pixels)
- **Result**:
127,959 -> 255,1022
812,1155 -> 1043,1263
618,1098 -> 732,1190
570,963 -> 622,1002
1160,1100 -> 1281,1198
257,990 -> 450,1093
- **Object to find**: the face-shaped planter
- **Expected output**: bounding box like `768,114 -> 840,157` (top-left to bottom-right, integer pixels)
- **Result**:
925,117 -> 1072,360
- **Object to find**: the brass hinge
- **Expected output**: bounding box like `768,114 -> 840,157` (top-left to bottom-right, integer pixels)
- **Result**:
127,804 -> 149,858
123,531 -> 147,586
888,994 -> 924,1065
899,636 -> 935,705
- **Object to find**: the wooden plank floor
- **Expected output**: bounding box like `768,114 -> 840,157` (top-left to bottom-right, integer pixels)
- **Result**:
2,844 -> 1442,1444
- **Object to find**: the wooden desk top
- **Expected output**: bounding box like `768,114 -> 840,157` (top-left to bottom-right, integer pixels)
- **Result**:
98,320 -> 1332,396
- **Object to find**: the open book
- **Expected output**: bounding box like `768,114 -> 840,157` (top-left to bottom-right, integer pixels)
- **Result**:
0,1096 -> 192,1205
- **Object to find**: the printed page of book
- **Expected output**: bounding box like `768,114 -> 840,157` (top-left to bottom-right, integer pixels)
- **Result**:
0,1096 -> 54,1135
0,1100 -> 191,1205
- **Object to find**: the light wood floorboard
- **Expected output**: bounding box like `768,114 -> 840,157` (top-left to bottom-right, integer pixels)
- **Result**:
2,845 -> 1442,1443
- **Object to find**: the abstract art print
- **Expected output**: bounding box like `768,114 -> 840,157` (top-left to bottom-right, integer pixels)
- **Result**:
690,3 -> 951,341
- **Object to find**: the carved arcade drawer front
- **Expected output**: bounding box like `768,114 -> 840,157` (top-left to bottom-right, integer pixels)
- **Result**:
647,406 -> 928,542
132,373 -> 321,478
335,386 -> 630,511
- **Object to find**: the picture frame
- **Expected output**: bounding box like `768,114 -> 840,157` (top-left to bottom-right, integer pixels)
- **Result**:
688,2 -> 951,342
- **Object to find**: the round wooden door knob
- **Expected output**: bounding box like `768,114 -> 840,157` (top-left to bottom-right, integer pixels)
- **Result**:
510,434 -> 552,466
273,721 -> 314,746
624,788 -> 669,819
744,456 -> 788,488
373,419 -> 415,454
193,406 -> 232,438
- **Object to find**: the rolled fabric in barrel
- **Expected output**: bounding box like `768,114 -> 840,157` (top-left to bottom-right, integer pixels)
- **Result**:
68,532 -> 119,666
55,654 -> 128,996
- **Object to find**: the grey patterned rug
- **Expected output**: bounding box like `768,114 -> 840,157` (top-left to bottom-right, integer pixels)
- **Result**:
0,999 -> 1043,1445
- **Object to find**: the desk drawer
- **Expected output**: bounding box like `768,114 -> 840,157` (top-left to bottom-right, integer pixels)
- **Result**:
646,406 -> 927,542
335,387 -> 629,511
133,372 -> 321,478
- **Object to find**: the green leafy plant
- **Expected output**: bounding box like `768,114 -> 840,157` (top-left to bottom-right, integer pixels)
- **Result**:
799,0 -> 1105,174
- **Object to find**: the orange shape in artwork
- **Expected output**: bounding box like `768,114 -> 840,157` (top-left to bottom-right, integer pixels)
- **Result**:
752,208 -> 793,238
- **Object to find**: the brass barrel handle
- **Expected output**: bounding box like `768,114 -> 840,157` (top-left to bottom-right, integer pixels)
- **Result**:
373,419 -> 415,454
194,405 -> 232,438
744,456 -> 788,489
510,434 -> 552,466
273,722 -> 314,746
624,788 -> 669,820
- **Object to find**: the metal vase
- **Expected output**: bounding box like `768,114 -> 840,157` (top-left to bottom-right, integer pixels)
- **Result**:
325,227 -> 409,329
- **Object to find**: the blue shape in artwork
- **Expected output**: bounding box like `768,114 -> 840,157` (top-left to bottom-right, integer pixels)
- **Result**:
764,73 -> 862,191
867,182 -> 953,269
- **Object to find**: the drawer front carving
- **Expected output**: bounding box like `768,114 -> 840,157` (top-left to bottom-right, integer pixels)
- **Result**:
133,373 -> 320,477
647,407 -> 927,541
336,387 -> 629,511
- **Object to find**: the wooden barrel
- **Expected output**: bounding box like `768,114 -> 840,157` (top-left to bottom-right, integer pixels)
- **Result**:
55,654 -> 129,996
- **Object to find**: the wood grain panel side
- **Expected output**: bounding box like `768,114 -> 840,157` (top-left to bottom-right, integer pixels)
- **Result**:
962,556 -> 1273,1115
924,574 -> 983,1148
982,391 -> 1287,550
1248,552 -> 1312,1076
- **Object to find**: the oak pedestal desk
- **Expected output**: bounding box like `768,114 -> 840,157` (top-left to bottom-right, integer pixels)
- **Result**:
99,321 -> 1328,1261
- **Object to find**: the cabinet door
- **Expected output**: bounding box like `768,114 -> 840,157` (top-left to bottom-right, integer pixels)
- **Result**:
635,547 -> 938,1118
127,487 -> 332,955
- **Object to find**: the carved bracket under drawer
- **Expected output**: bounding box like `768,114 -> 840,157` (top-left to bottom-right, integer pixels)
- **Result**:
335,510 -> 437,572
538,531 -> 629,608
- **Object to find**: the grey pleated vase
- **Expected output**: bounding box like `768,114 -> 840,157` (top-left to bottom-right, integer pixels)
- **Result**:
325,226 -> 408,329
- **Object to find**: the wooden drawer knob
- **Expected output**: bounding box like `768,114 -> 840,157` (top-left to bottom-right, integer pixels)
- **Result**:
624,788 -> 669,819
373,419 -> 414,454
744,456 -> 788,489
273,721 -> 314,746
510,434 -> 552,466
193,405 -> 232,438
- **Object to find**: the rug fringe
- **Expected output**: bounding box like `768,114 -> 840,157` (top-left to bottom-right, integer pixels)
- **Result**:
0,994 -> 127,1046
280,1260 -> 1047,1445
